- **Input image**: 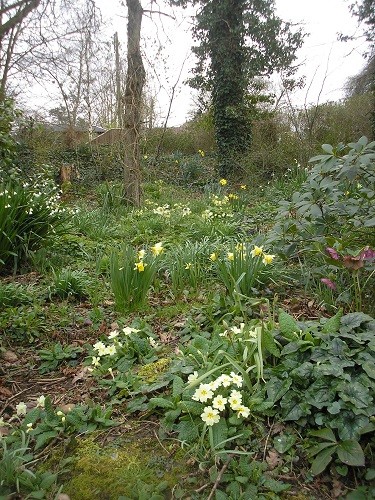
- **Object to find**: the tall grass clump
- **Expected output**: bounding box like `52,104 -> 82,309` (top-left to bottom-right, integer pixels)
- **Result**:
162,239 -> 213,297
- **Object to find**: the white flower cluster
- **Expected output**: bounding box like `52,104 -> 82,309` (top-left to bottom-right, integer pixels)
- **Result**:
190,372 -> 250,426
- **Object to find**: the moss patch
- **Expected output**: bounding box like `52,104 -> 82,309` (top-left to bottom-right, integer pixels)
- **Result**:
63,434 -> 191,499
137,357 -> 171,383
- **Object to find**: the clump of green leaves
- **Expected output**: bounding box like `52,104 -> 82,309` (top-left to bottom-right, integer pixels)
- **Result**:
271,136 -> 375,256
38,342 -> 83,373
259,309 -> 375,474
49,268 -> 91,300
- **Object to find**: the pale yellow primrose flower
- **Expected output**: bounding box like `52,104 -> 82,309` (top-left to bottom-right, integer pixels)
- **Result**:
229,394 -> 242,410
185,262 -> 193,270
92,356 -> 101,367
227,252 -> 234,261
192,384 -> 214,403
217,374 -> 232,388
151,242 -> 164,256
201,406 -> 220,426
16,402 -> 27,416
36,395 -> 46,408
262,254 -> 275,265
237,405 -> 250,418
108,330 -> 119,339
210,252 -> 218,261
188,371 -> 199,383
251,245 -> 264,257
219,178 -> 227,186
122,326 -> 140,336
148,337 -> 158,348
134,261 -> 146,272
240,185 -> 247,190
93,341 -> 107,357
212,395 -> 227,411
26,423 -> 33,433
105,345 -> 117,356
208,379 -> 221,391
230,372 -> 243,388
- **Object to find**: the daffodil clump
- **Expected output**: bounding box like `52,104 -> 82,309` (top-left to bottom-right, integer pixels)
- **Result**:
189,372 -> 250,426
211,242 -> 276,296
110,243 -> 164,312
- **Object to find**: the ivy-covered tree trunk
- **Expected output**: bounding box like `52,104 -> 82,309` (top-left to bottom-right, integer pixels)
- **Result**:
207,0 -> 250,176
123,0 -> 145,206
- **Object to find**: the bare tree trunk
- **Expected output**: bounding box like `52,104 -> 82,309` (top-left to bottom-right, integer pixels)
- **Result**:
123,0 -> 145,207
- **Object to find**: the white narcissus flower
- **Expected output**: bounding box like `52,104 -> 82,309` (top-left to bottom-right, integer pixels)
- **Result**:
16,402 -> 27,416
212,395 -> 227,411
201,406 -> 220,426
192,384 -> 214,403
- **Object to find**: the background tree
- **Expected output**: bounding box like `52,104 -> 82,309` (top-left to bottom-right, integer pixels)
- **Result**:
172,0 -> 304,176
343,0 -> 374,138
0,0 -> 43,99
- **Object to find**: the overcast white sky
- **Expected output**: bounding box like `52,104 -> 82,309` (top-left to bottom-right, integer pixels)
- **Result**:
35,0 -> 370,126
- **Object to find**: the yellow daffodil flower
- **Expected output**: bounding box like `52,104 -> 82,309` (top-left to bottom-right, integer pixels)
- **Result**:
134,261 -> 147,272
151,242 -> 164,256
262,254 -> 275,265
250,245 -> 264,258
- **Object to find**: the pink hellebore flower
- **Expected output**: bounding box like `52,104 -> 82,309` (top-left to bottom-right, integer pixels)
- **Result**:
321,278 -> 336,290
326,247 -> 340,260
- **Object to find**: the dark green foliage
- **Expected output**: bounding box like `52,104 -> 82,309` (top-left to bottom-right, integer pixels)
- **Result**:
271,136 -> 375,254
261,311 -> 375,463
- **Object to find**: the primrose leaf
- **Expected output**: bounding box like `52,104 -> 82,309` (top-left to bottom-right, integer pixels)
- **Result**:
266,377 -> 292,403
337,440 -> 365,466
176,420 -> 199,442
210,418 -> 228,449
278,310 -> 299,338
322,308 -> 343,334
311,445 -> 336,475
148,397 -> 175,410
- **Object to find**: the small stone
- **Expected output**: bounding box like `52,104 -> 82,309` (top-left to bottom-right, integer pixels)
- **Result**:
1,350 -> 18,363
57,495 -> 71,500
